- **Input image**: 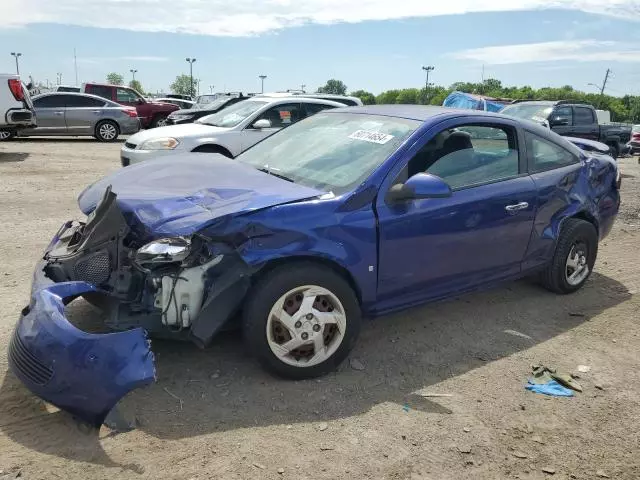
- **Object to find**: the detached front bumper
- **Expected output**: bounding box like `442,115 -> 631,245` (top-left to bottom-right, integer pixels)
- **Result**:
9,251 -> 156,426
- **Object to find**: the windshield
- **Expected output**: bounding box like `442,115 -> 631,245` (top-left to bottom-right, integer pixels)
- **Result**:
500,103 -> 554,122
196,100 -> 267,127
237,113 -> 420,194
196,96 -> 233,110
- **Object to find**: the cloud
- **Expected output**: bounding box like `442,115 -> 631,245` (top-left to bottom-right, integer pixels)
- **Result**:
451,40 -> 640,64
2,0 -> 639,36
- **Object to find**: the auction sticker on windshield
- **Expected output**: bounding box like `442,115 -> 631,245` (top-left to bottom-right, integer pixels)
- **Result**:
349,130 -> 394,144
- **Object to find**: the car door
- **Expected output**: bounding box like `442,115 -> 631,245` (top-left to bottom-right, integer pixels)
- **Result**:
375,118 -> 537,310
520,131 -> 583,271
26,95 -> 68,134
64,95 -> 108,134
571,106 -> 599,141
240,103 -> 303,151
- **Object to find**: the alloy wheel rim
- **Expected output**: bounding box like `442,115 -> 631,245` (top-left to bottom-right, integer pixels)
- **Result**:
565,242 -> 589,286
99,124 -> 117,140
156,118 -> 168,127
266,285 -> 346,367
0,130 -> 11,140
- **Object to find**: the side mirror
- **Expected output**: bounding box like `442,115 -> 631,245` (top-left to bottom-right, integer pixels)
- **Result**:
252,119 -> 272,129
136,98 -> 145,105
387,173 -> 452,202
549,116 -> 569,126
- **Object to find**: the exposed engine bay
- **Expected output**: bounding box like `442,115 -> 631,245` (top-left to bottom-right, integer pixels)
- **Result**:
42,187 -> 250,344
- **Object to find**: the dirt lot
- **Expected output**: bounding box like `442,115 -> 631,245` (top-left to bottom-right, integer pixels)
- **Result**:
0,138 -> 639,480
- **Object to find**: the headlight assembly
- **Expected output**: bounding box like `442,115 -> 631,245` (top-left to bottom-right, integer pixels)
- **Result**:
139,137 -> 180,150
135,237 -> 191,265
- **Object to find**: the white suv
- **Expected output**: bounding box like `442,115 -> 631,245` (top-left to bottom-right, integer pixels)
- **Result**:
120,96 -> 345,166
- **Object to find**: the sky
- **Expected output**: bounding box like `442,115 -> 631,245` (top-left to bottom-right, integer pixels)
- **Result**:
1,0 -> 640,96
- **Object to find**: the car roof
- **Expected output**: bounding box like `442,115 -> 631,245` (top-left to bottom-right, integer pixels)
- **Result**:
32,91 -> 120,105
250,96 -> 347,107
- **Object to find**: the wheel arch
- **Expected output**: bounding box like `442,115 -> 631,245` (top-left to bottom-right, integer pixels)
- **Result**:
191,143 -> 233,158
252,256 -> 363,306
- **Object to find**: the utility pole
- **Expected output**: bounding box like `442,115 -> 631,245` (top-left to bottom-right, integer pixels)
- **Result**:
185,57 -> 196,97
10,52 -> 22,75
301,83 -> 306,92
259,75 -> 267,93
421,65 -> 434,103
74,48 -> 78,86
600,68 -> 611,96
130,69 -> 137,82
56,72 -> 62,85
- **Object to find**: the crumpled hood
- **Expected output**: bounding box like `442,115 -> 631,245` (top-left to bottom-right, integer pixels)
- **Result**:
565,136 -> 611,155
128,123 -> 229,146
77,154 -> 323,237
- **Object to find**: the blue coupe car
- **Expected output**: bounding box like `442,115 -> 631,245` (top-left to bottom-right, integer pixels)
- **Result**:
10,105 -> 620,425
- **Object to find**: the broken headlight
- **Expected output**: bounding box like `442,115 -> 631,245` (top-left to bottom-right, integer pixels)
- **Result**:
135,237 -> 191,265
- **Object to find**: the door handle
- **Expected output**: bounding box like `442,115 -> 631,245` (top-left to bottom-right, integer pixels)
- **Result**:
92,110 -> 101,114
505,202 -> 529,212
54,111 -> 64,116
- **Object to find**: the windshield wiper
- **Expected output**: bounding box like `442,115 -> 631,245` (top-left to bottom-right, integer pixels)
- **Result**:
257,167 -> 295,183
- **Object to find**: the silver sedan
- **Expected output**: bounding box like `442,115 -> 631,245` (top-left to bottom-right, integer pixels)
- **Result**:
0,92 -> 140,142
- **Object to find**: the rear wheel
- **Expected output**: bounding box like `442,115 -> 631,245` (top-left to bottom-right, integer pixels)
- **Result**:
95,120 -> 119,142
607,143 -> 619,159
243,263 -> 361,379
540,218 -> 598,294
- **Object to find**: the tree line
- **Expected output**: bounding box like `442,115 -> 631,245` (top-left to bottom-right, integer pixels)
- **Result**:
317,78 -> 640,123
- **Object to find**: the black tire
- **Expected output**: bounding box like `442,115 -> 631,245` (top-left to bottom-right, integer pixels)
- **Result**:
243,263 -> 361,379
540,218 -> 598,294
608,143 -> 619,159
0,129 -> 16,141
192,144 -> 233,158
94,120 -> 120,142
150,115 -> 169,128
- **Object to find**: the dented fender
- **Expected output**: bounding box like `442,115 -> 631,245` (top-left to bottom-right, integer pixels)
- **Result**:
8,279 -> 155,426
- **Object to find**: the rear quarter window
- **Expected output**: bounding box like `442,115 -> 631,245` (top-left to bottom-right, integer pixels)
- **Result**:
525,132 -> 579,173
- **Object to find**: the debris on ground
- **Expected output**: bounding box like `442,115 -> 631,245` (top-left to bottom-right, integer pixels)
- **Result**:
419,393 -> 453,398
463,427 -> 470,433
277,468 -> 285,474
596,470 -> 610,478
457,445 -> 472,454
253,463 -> 266,470
163,387 -> 184,410
526,380 -> 574,397
532,435 -> 545,444
349,358 -> 365,371
595,384 -> 606,391
541,466 -> 556,474
577,365 -> 591,373
512,451 -> 528,459
318,423 -> 328,431
526,364 -> 583,396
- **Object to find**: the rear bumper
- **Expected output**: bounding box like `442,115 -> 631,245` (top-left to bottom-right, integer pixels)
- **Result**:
8,234 -> 156,426
120,118 -> 141,135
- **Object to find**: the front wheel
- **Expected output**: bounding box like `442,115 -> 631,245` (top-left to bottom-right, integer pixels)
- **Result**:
0,129 -> 16,141
608,143 -> 619,159
540,218 -> 598,294
151,115 -> 169,128
243,263 -> 361,379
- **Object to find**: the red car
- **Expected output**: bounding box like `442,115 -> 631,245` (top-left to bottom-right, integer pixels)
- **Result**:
83,83 -> 179,128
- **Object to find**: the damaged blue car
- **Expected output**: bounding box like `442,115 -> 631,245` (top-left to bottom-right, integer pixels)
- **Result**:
10,105 -> 620,425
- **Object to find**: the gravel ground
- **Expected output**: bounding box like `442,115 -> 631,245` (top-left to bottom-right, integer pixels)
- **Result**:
0,138 -> 639,480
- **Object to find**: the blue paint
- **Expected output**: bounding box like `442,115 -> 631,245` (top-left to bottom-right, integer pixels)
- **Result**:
11,106 -> 619,424
9,271 -> 155,426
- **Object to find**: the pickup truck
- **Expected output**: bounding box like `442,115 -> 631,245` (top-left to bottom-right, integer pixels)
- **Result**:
82,83 -> 179,128
500,100 -> 631,158
0,73 -> 36,139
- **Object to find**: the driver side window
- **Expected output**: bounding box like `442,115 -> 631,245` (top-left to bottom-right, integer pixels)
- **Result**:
404,124 -> 519,190
254,103 -> 303,128
116,87 -> 139,103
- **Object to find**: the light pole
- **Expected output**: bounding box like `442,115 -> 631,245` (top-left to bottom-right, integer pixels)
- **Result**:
130,69 -> 137,82
259,75 -> 267,94
422,65 -> 435,102
185,58 -> 196,97
56,72 -> 62,85
10,52 -> 22,75
301,83 -> 306,92
209,85 -> 214,93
